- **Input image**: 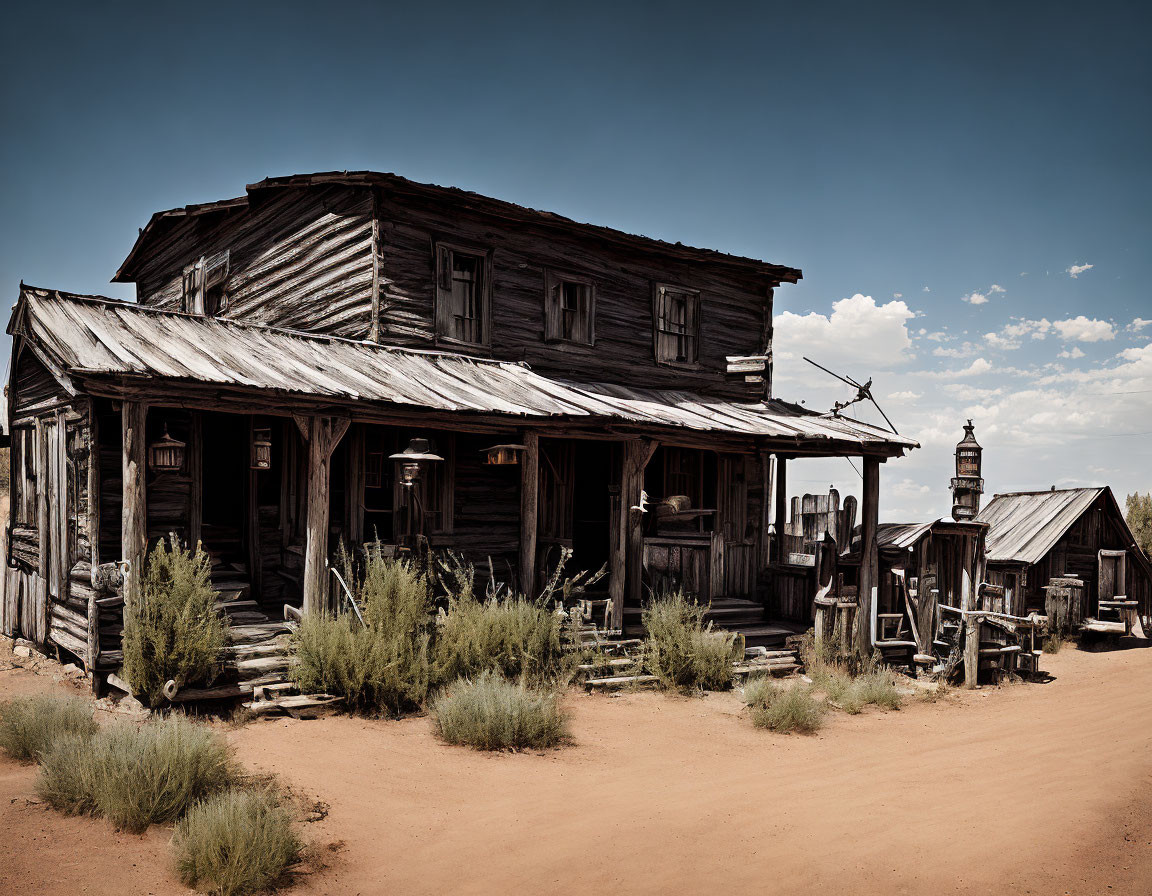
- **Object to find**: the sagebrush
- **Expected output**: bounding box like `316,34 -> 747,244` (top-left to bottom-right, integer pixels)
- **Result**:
37,714 -> 238,833
433,594 -> 563,685
173,787 -> 302,896
643,591 -> 735,692
0,694 -> 97,762
292,544 -> 433,716
433,670 -> 567,751
745,681 -> 825,734
800,630 -> 902,713
123,535 -> 226,708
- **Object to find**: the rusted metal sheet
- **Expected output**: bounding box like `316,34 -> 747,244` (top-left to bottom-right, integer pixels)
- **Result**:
978,488 -> 1104,564
11,287 -> 918,453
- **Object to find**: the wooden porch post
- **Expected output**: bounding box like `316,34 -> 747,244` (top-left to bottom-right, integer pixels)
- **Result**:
855,456 -> 881,655
774,454 -> 789,564
519,432 -> 539,598
299,416 -> 350,616
615,439 -> 658,628
121,401 -> 148,608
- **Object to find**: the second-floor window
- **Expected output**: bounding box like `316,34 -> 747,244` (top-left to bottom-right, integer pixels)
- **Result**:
182,250 -> 230,316
654,284 -> 700,366
435,242 -> 491,347
544,271 -> 594,344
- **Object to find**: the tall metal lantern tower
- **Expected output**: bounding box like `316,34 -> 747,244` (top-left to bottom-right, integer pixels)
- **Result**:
950,420 -> 983,521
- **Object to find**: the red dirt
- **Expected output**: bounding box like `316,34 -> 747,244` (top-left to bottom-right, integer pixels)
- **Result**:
2,643 -> 1150,896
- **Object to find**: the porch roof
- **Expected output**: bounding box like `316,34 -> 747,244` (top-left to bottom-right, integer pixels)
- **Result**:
10,286 -> 918,456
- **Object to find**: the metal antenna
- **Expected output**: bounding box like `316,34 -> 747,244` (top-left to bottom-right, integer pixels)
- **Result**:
802,356 -> 900,435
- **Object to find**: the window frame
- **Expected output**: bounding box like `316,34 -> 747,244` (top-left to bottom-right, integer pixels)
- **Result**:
543,269 -> 596,346
434,241 -> 493,349
653,283 -> 701,368
182,250 -> 230,316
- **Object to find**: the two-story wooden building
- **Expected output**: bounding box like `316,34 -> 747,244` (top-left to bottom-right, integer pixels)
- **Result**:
3,172 -> 916,680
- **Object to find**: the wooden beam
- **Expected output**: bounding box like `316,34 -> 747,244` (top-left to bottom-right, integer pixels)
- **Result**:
519,431 -> 539,598
121,400 -> 148,609
855,456 -> 880,655
301,416 -> 350,615
622,439 -> 658,616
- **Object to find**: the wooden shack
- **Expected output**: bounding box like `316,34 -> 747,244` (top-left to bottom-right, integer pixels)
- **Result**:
978,487 -> 1152,627
2,171 -> 917,687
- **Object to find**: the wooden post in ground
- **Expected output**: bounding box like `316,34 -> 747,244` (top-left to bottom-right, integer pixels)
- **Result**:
299,416 -> 350,616
121,401 -> 148,609
519,432 -> 539,598
855,456 -> 881,656
774,455 -> 788,564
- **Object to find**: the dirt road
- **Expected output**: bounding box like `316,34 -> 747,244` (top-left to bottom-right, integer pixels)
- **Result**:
2,643 -> 1150,895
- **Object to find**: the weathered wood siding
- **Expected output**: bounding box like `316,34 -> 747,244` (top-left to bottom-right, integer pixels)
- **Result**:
1005,493 -> 1152,619
134,186 -> 374,339
377,191 -> 773,399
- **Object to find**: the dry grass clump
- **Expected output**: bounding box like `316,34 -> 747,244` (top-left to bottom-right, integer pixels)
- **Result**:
36,732 -> 104,815
0,693 -> 97,762
292,546 -> 433,716
433,670 -> 567,751
36,714 -> 237,833
173,787 -> 302,896
643,591 -> 735,692
123,536 -> 227,708
800,632 -> 903,713
1042,632 -> 1066,654
433,594 -> 563,685
744,679 -> 825,734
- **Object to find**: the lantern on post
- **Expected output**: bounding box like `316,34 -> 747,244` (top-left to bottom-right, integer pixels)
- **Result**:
950,419 -> 983,521
482,444 -> 526,465
389,438 -> 444,543
147,425 -> 186,472
251,427 -> 272,470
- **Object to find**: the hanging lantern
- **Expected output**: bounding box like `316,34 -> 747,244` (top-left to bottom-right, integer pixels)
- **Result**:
251,427 -> 273,470
148,425 -> 186,472
482,444 -> 527,466
389,438 -> 444,485
950,419 -> 984,521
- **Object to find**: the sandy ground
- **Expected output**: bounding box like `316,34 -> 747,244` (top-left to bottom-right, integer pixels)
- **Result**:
1,642 -> 1150,896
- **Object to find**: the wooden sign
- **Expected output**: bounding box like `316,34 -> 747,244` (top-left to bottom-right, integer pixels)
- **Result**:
786,552 -> 816,568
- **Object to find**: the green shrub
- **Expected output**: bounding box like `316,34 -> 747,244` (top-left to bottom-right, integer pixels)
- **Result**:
36,732 -> 102,815
433,594 -> 563,685
0,694 -> 97,762
123,536 -> 227,708
643,591 -> 735,692
292,545 -> 433,716
1042,632 -> 1065,654
852,667 -> 903,710
433,671 -> 567,751
173,787 -> 301,896
94,715 -> 237,833
747,683 -> 825,734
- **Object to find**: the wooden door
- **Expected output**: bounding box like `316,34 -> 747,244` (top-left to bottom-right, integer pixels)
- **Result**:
1098,549 -> 1127,607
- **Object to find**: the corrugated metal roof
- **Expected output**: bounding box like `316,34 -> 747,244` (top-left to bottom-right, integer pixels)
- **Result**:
877,521 -> 937,551
978,488 -> 1105,564
11,287 -> 918,453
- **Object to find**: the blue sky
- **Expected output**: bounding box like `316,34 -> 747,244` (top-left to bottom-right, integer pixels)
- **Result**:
2,1 -> 1149,520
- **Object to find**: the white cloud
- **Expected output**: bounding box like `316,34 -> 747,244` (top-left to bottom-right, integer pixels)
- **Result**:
933,342 -> 977,358
985,332 -> 1020,350
963,291 -> 989,305
774,294 -> 915,370
887,390 -> 921,401
989,284 -> 1006,294
922,286 -> 931,292
1053,316 -> 1115,343
1129,318 -> 1151,332
893,292 -> 903,299
1059,346 -> 1085,359
1066,263 -> 1094,278
929,357 -> 994,378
